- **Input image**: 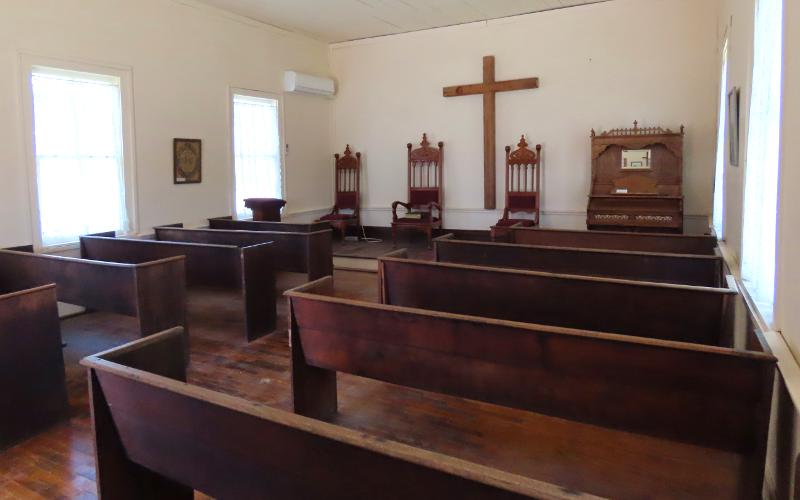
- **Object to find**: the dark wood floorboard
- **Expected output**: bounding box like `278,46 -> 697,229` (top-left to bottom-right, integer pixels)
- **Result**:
0,270 -> 744,499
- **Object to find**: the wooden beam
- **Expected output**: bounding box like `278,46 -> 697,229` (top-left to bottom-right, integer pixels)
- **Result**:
442,55 -> 539,210
442,78 -> 540,97
483,56 -> 496,209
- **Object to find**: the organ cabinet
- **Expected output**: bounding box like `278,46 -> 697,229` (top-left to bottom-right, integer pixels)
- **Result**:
586,121 -> 684,233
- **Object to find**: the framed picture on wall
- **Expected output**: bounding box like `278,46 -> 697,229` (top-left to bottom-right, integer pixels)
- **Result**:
173,138 -> 202,184
727,87 -> 740,167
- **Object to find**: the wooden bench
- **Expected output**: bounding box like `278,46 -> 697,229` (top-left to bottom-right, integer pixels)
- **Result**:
0,246 -> 186,339
287,276 -> 775,499
504,226 -> 718,255
81,232 -> 275,341
204,218 -> 333,280
434,233 -> 725,286
1,283 -> 69,449
82,328 -> 589,500
379,253 -> 737,346
208,216 -> 329,233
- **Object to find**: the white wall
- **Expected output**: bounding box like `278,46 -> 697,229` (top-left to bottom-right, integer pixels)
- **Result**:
0,0 -> 332,247
329,0 -> 720,229
716,0 -> 800,496
772,0 -> 800,493
776,0 -> 800,359
716,0 -> 755,265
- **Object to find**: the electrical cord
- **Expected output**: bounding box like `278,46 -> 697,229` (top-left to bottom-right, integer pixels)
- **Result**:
360,225 -> 382,243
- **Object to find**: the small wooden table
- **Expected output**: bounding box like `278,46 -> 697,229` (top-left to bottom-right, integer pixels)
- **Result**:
244,198 -> 286,222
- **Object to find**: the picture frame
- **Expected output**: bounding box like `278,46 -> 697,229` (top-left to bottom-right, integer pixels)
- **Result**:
173,138 -> 202,184
727,87 -> 740,167
621,148 -> 652,170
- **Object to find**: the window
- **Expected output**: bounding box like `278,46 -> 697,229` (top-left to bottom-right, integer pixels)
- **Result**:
741,0 -> 783,317
713,39 -> 729,239
231,91 -> 282,219
28,64 -> 132,247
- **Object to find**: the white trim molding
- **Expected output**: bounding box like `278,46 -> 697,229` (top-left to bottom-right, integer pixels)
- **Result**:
18,52 -> 139,251
358,207 -> 709,231
228,87 -> 286,219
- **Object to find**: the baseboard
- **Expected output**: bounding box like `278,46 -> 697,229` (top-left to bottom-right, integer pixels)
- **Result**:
358,207 -> 709,232
281,207 -> 330,223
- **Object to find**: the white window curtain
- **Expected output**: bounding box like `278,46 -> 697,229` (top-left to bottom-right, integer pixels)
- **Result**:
31,67 -> 128,247
713,40 -> 729,239
232,94 -> 282,219
741,0 -> 783,316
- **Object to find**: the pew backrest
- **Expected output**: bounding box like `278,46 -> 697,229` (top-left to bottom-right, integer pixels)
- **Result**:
287,277 -> 775,461
82,328 -> 592,500
0,247 -> 186,337
1,284 -> 68,448
80,233 -> 275,340
434,234 -> 724,286
506,226 -> 718,255
194,221 -> 333,279
379,256 -> 737,346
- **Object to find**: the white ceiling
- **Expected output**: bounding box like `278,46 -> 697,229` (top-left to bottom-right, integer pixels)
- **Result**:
193,0 -> 609,43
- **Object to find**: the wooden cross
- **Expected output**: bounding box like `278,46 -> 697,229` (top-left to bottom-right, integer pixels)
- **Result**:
443,55 -> 539,209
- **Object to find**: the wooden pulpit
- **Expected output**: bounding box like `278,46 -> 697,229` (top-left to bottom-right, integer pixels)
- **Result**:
244,198 -> 286,222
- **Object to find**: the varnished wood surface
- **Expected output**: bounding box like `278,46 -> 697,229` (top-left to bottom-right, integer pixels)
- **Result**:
81,232 -> 276,341
243,198 -> 286,221
289,277 -> 773,454
203,219 -> 334,279
434,234 -> 724,287
379,256 -> 737,346
507,226 -> 717,255
0,285 -> 68,450
442,55 -> 539,209
588,123 -> 684,232
87,329 -> 587,500
391,134 -> 444,248
0,270 -> 769,499
0,247 -> 187,338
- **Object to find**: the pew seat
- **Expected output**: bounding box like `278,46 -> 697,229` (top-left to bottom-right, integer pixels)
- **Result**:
286,276 -> 775,499
379,252 -> 738,347
0,246 -> 186,339
81,232 -> 274,341
82,328 -> 589,500
204,218 -> 333,280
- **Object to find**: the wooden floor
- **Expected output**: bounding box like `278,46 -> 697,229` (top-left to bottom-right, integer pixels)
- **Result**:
1,269 -> 746,499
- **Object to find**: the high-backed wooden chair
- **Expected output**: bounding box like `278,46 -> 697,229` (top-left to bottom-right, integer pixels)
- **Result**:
391,134 -> 443,248
492,136 -> 542,241
317,145 -> 360,238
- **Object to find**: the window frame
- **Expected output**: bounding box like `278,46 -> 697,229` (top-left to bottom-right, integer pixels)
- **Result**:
19,53 -> 138,251
227,87 -> 286,219
712,37 -> 729,240
739,0 -> 783,323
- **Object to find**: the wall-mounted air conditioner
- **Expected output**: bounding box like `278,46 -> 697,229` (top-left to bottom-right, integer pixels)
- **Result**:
284,71 -> 335,97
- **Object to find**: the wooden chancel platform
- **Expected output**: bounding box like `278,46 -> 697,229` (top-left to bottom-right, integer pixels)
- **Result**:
332,236 -> 433,271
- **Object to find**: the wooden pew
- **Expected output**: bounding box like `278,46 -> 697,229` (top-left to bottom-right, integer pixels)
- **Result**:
434,233 -> 725,287
82,328 -> 589,500
1,283 -> 69,448
0,246 -> 186,339
203,218 -> 333,280
208,215 -> 329,233
80,232 -> 275,341
287,276 -> 775,499
504,226 -> 718,255
379,253 -> 736,346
